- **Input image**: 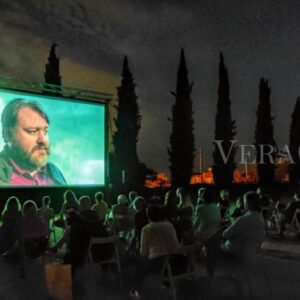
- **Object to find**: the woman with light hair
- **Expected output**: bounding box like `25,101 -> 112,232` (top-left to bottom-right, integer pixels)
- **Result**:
21,200 -> 48,240
19,200 -> 48,258
0,196 -> 22,253
54,190 -> 79,228
177,188 -> 194,244
59,190 -> 79,218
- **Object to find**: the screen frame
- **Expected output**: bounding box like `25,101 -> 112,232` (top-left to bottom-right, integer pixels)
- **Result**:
0,86 -> 109,189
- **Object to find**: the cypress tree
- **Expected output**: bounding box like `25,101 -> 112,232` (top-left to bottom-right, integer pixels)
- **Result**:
45,44 -> 62,86
255,78 -> 276,185
289,98 -> 300,186
212,53 -> 236,187
112,56 -> 141,188
168,49 -> 195,188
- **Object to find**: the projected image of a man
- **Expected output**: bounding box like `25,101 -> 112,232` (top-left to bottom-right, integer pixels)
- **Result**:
0,99 -> 66,186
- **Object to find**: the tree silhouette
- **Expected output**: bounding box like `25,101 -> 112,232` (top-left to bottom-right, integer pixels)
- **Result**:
111,56 -> 141,188
44,44 -> 62,96
255,78 -> 276,185
289,98 -> 300,186
168,49 -> 195,188
45,44 -> 61,86
212,53 -> 236,187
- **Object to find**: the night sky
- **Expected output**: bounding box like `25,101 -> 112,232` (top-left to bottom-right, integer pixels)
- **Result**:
1,0 -> 300,175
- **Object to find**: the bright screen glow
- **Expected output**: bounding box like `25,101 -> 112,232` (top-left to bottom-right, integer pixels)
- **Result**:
0,88 -> 106,187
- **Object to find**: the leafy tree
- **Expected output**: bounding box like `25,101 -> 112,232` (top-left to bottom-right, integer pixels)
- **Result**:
168,49 -> 195,188
289,98 -> 300,186
212,53 -> 236,187
255,78 -> 276,185
111,56 -> 141,188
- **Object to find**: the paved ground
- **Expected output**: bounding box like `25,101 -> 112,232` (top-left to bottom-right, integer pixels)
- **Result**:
0,232 -> 299,300
1,217 -> 300,300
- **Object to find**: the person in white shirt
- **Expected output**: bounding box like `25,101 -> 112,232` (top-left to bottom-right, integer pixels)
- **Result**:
223,191 -> 265,263
130,205 -> 180,298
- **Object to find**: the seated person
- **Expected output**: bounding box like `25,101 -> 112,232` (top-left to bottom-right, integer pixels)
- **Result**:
130,205 -> 180,298
194,189 -> 222,240
128,191 -> 139,226
194,189 -> 222,277
148,195 -> 163,206
222,192 -> 265,263
111,194 -> 130,233
217,189 -> 231,219
64,195 -> 110,270
129,196 -> 148,251
0,196 -> 22,253
163,190 -> 180,240
79,195 -> 108,235
177,189 -> 194,243
196,187 -> 206,207
91,191 -> 109,223
229,196 -> 245,222
164,190 -> 179,222
56,190 -> 79,227
38,195 -> 54,228
257,186 -> 274,221
112,194 -> 129,215
19,200 -> 48,258
277,189 -> 300,237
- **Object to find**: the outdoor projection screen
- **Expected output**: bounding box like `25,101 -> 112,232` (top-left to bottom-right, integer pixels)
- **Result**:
0,88 -> 106,187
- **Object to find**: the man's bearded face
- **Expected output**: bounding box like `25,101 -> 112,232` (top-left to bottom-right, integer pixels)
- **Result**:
9,107 -> 50,171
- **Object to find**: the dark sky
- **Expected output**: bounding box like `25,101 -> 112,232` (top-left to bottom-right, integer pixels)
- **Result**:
1,0 -> 300,174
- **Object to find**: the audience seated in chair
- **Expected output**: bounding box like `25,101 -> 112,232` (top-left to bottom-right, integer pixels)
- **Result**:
227,196 -> 245,224
257,186 -> 274,221
277,189 -> 300,237
148,195 -> 163,206
91,191 -> 109,223
19,200 -> 48,259
128,196 -> 148,252
196,187 -> 206,207
222,191 -> 265,264
0,196 -> 22,253
38,195 -> 54,228
62,195 -> 110,273
130,205 -> 180,298
194,189 -> 222,277
177,188 -> 194,244
127,190 -> 139,228
55,189 -> 79,228
163,190 -> 180,239
111,194 -> 131,235
164,190 -> 179,222
217,189 -> 231,219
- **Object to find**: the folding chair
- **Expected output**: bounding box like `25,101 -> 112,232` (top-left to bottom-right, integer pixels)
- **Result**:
86,236 -> 123,290
227,242 -> 272,300
159,244 -> 197,300
286,208 -> 300,237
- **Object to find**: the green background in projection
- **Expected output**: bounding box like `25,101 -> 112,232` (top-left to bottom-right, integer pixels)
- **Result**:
0,89 -> 105,186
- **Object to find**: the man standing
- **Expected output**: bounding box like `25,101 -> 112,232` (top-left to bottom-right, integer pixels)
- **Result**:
0,98 -> 66,186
